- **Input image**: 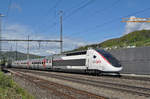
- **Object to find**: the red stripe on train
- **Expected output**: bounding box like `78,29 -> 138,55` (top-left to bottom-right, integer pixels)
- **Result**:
96,50 -> 111,65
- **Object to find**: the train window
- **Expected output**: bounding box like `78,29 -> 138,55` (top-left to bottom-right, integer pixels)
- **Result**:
96,49 -> 121,67
93,55 -> 97,58
66,51 -> 87,56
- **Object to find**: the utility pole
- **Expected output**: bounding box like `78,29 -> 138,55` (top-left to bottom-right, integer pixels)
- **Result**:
15,42 -> 17,60
59,11 -> 63,54
27,35 -> 29,60
0,13 -> 4,60
10,45 -> 12,51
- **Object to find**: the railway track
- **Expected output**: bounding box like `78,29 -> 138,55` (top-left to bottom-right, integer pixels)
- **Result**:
9,68 -> 150,98
121,75 -> 150,81
9,69 -> 106,99
9,68 -> 150,82
46,73 -> 150,97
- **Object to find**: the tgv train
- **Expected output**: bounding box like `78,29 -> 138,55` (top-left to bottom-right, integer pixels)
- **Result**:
11,48 -> 122,74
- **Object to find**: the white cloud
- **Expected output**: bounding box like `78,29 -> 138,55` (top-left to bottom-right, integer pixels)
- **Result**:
2,23 -> 87,56
46,50 -> 56,54
124,16 -> 150,34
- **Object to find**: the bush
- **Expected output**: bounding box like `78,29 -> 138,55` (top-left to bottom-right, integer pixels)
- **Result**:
0,72 -> 34,99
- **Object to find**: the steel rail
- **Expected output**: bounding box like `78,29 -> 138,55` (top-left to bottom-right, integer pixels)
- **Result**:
12,69 -> 150,97
9,69 -> 105,99
12,71 -> 78,99
32,72 -> 150,97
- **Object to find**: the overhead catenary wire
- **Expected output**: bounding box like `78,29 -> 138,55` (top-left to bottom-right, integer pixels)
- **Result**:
6,0 -> 12,17
2,0 -> 64,55
42,0 -> 62,22
84,6 -> 150,33
52,0 -> 120,26
64,0 -> 95,20
64,0 -> 122,37
2,0 -> 11,30
47,0 -> 61,15
32,0 -> 62,35
42,0 -> 95,33
0,39 -> 62,42
49,0 -> 122,38
98,7 -> 150,27
95,0 -> 121,14
65,0 -> 88,13
3,0 -> 12,38
48,0 -> 95,31
48,0 -> 89,27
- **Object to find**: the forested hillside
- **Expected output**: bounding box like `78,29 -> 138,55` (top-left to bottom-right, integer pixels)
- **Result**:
72,30 -> 150,51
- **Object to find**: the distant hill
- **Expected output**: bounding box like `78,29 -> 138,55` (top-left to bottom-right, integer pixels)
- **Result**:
0,51 -> 44,60
72,30 -> 150,51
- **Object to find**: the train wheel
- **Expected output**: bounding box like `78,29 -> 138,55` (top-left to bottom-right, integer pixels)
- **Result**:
116,72 -> 121,77
94,70 -> 100,76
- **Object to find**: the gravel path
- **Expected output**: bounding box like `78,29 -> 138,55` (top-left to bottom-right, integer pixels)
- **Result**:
12,73 -> 60,99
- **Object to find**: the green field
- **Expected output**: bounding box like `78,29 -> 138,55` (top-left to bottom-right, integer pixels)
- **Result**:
0,71 -> 34,99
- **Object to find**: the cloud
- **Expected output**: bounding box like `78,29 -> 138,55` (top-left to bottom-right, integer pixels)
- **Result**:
46,50 -> 56,54
124,16 -> 150,34
2,23 -> 87,56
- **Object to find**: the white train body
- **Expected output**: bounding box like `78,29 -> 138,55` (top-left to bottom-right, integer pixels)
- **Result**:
11,49 -> 122,74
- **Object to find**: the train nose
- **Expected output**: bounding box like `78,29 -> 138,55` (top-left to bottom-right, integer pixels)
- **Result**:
115,67 -> 123,72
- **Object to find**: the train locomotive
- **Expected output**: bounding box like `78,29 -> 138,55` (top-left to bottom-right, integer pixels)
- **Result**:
11,48 -> 122,74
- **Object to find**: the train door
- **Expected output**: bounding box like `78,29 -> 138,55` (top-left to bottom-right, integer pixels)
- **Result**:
45,58 -> 52,69
42,59 -> 46,69
50,57 -> 53,69
87,49 -> 99,70
86,50 -> 90,69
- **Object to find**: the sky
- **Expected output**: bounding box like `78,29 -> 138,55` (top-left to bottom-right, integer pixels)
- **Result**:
0,0 -> 150,56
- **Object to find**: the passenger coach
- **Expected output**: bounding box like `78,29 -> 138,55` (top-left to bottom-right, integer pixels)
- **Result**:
11,48 -> 122,74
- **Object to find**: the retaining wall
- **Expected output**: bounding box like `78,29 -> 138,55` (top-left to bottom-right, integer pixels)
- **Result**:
109,47 -> 150,75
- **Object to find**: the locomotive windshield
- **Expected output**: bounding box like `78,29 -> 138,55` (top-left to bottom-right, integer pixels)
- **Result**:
96,49 -> 121,67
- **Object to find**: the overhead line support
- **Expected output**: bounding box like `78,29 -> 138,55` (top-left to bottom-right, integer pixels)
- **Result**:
59,10 -> 63,54
0,13 -> 4,60
0,39 -> 62,42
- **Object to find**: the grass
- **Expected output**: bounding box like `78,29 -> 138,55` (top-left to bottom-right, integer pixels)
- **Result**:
0,71 -> 34,99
